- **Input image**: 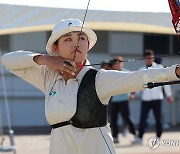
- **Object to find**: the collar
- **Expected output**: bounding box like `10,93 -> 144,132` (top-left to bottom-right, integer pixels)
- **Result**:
146,62 -> 157,68
76,59 -> 93,81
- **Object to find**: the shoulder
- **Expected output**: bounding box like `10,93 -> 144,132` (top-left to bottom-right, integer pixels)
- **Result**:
122,68 -> 130,72
139,66 -> 146,70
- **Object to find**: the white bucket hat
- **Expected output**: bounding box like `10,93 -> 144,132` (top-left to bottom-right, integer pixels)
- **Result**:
46,19 -> 97,55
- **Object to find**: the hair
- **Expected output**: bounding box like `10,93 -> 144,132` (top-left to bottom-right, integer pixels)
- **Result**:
143,49 -> 154,57
109,56 -> 124,67
101,59 -> 110,68
54,39 -> 59,46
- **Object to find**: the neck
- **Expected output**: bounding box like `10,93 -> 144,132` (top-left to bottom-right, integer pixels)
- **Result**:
146,64 -> 152,67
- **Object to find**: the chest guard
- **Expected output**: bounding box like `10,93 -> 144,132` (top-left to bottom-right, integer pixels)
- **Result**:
70,69 -> 108,128
51,69 -> 108,129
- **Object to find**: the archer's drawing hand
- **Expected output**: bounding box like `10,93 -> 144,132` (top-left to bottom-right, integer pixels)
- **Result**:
33,55 -> 76,76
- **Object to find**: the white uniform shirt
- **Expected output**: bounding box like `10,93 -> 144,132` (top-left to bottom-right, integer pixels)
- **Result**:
1,51 -> 179,154
111,68 -> 130,102
139,63 -> 172,101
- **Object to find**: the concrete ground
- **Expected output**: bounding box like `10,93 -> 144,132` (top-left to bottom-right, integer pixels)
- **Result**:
115,131 -> 180,154
0,127 -> 180,154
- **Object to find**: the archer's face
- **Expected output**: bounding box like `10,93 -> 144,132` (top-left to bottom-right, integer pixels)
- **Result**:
144,55 -> 154,66
53,31 -> 89,64
112,61 -> 124,70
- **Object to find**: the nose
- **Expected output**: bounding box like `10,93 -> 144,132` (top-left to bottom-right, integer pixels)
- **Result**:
73,44 -> 79,48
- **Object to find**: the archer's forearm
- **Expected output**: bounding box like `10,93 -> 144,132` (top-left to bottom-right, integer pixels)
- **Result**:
33,55 -> 50,65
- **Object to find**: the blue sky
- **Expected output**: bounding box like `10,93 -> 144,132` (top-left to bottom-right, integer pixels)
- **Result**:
0,0 -> 171,12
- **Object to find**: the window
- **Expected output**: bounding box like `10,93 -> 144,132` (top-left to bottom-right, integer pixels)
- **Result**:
173,35 -> 180,54
144,34 -> 169,54
90,31 -> 108,53
0,35 -> 9,51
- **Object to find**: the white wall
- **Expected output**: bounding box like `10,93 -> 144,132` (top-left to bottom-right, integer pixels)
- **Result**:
108,32 -> 143,55
10,32 -> 47,52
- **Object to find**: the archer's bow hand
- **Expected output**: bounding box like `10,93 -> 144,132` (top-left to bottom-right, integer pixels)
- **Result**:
175,65 -> 180,78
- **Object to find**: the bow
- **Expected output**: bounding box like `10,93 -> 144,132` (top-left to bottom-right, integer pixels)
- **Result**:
142,0 -> 180,89
72,1 -> 180,153
83,0 -> 180,89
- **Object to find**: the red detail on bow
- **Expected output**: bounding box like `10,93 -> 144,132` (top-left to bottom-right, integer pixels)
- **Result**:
168,0 -> 180,35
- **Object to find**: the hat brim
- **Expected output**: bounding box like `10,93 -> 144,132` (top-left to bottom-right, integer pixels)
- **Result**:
46,26 -> 97,55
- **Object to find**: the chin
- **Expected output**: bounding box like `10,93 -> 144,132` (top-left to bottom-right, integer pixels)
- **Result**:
74,56 -> 85,62
74,60 -> 82,64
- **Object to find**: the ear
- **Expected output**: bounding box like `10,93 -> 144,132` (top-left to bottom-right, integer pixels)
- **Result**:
51,44 -> 58,53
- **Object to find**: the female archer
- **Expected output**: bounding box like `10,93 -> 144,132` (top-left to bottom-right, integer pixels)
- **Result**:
1,19 -> 180,154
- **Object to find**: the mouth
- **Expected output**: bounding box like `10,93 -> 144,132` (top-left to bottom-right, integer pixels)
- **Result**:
71,49 -> 82,54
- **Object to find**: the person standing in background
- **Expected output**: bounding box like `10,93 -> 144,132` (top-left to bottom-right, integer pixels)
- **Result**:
155,55 -> 173,129
133,49 -> 173,144
101,59 -> 111,70
109,56 -> 137,144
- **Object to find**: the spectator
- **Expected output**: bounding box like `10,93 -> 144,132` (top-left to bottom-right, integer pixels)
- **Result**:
109,56 -> 137,144
101,59 -> 111,70
133,49 -> 173,144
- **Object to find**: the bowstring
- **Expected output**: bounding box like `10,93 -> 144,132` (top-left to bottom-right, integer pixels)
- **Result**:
73,0 -> 113,153
72,0 -> 91,61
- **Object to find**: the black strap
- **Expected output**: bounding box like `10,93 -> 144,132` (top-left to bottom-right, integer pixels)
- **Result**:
51,121 -> 72,129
